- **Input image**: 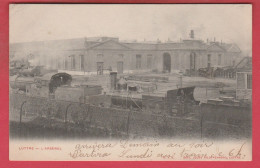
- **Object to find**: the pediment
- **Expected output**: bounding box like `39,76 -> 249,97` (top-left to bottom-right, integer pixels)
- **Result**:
207,44 -> 225,52
87,40 -> 132,50
227,44 -> 241,52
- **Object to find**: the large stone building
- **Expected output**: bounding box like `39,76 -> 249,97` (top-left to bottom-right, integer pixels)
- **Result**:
10,31 -> 242,75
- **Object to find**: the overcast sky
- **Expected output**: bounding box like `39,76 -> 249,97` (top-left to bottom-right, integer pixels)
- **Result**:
10,4 -> 252,55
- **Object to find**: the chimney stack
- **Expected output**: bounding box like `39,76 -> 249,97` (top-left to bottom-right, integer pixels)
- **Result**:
190,30 -> 194,39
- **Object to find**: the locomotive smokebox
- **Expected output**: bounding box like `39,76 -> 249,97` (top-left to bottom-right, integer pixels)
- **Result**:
110,72 -> 117,90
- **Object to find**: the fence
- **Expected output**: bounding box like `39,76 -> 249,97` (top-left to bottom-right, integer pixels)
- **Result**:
9,93 -> 250,139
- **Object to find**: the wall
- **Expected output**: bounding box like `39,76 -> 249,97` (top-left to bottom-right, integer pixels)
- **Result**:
10,39 -> 241,74
84,49 -> 161,73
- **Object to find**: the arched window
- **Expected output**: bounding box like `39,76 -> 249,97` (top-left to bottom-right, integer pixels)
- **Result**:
147,54 -> 153,69
64,59 -> 68,70
69,55 -> 76,70
218,54 -> 222,65
190,52 -> 196,70
80,55 -> 84,71
136,55 -> 142,69
163,53 -> 171,73
207,54 -> 211,68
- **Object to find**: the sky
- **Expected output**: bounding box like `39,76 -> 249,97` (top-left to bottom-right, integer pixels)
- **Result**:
10,4 -> 252,55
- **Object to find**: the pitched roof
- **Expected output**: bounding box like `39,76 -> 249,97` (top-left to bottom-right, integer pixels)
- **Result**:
157,41 -> 207,50
86,39 -> 132,50
206,43 -> 226,52
220,43 -> 241,52
10,38 -> 87,51
10,37 -> 241,53
235,57 -> 252,70
123,39 -> 208,50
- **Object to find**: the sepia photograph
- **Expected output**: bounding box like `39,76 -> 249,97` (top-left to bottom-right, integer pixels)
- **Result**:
9,4 -> 252,161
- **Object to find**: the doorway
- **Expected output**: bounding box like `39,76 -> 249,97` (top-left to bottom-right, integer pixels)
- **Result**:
97,62 -> 104,75
163,53 -> 171,73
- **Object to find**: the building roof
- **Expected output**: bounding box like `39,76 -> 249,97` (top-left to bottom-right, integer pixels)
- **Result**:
206,43 -> 226,52
123,42 -> 158,50
10,36 -> 241,53
10,38 -> 87,52
220,43 -> 241,52
157,40 -> 208,50
235,56 -> 252,71
86,39 -> 132,50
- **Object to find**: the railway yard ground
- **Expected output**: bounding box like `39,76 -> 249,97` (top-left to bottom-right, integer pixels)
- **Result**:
10,71 -> 245,140
72,71 -> 236,103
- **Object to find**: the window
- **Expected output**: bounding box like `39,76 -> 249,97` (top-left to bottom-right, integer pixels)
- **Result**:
247,74 -> 252,89
80,55 -> 84,71
70,55 -> 76,69
207,54 -> 211,62
218,54 -> 222,65
64,59 -> 68,69
207,54 -> 211,68
147,54 -> 152,69
136,55 -> 142,69
237,73 -> 245,89
97,62 -> 104,75
57,62 -> 61,69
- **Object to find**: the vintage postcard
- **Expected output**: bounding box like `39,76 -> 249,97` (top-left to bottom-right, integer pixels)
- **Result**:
9,4 -> 252,161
